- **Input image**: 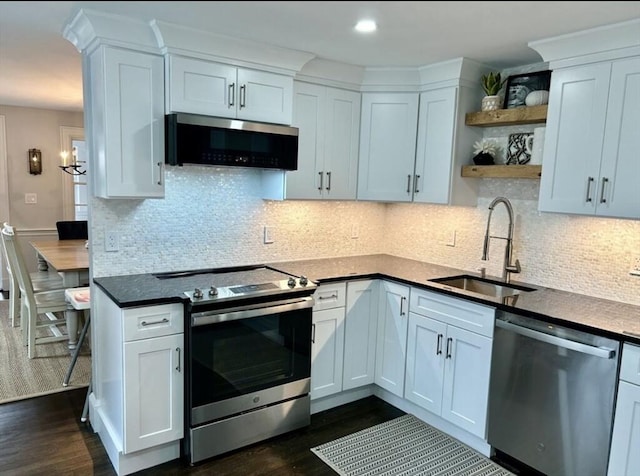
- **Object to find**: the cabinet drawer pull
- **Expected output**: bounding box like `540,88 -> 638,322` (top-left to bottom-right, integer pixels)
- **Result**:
407,175 -> 411,194
585,177 -> 594,202
140,317 -> 169,327
436,333 -> 443,355
318,171 -> 324,191
175,347 -> 181,372
600,177 -> 609,203
326,171 -> 331,191
317,294 -> 338,300
446,337 -> 452,359
228,83 -> 235,107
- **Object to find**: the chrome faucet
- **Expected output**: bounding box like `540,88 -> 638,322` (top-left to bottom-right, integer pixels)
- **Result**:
482,197 -> 521,283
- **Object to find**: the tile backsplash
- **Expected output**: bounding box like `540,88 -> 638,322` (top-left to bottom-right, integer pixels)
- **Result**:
91,168 -> 640,306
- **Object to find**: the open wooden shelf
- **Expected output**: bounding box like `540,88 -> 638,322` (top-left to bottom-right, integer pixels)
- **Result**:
461,164 -> 542,179
465,105 -> 547,127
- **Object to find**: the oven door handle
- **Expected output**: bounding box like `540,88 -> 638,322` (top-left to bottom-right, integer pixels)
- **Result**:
192,296 -> 314,326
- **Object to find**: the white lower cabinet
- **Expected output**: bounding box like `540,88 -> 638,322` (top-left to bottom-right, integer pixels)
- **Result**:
343,280 -> 379,390
608,343 -> 640,476
405,288 -> 494,438
375,281 -> 410,397
93,286 -> 184,475
311,283 -> 346,399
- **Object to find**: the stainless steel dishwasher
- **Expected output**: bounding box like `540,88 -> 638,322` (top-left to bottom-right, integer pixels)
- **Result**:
488,311 -> 620,476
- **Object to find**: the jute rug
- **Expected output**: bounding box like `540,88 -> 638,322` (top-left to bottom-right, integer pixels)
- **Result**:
311,414 -> 514,476
0,301 -> 91,404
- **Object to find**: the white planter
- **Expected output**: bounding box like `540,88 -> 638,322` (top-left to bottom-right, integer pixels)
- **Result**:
481,95 -> 501,111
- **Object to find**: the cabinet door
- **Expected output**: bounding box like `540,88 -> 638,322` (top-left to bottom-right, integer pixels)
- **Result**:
413,88 -> 457,204
375,281 -> 410,397
237,68 -> 293,124
97,47 -> 165,198
598,57 -> 640,219
405,312 -> 446,414
538,63 -> 611,215
343,280 -> 378,390
608,380 -> 640,476
289,82 -> 326,199
123,333 -> 183,454
323,88 -> 361,200
357,93 -> 419,202
311,307 -> 345,399
441,325 -> 492,438
167,56 -> 236,117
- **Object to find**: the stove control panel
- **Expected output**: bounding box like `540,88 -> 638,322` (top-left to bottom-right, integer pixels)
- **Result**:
186,276 -> 317,303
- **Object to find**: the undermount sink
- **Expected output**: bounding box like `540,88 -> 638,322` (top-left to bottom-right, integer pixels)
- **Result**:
428,275 -> 536,299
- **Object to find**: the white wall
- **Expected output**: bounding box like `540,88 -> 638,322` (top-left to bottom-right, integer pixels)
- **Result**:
90,167 -> 640,306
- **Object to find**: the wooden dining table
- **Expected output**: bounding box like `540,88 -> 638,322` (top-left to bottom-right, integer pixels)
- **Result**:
29,239 -> 90,287
29,239 -> 90,351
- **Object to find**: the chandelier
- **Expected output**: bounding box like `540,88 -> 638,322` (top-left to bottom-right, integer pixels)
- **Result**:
59,147 -> 86,176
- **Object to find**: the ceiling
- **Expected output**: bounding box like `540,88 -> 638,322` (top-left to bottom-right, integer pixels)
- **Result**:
1,1 -> 639,111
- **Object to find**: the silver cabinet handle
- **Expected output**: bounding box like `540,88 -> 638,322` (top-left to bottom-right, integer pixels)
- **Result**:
318,171 -> 324,191
228,83 -> 235,107
157,162 -> 163,186
400,296 -> 406,316
446,337 -> 453,359
326,171 -> 331,191
586,177 -> 594,202
414,175 -> 420,194
312,323 -> 316,344
406,174 -> 411,194
240,84 -> 246,108
317,294 -> 338,300
141,318 -> 169,326
600,177 -> 609,203
436,333 -> 443,355
175,347 -> 181,372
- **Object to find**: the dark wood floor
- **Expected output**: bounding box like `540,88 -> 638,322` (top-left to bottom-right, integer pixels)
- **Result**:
0,389 -> 405,475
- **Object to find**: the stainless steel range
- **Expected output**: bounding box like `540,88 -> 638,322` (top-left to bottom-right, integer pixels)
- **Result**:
155,265 -> 317,465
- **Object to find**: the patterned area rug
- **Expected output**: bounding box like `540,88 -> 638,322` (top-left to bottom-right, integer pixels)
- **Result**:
311,414 -> 514,476
0,301 -> 90,404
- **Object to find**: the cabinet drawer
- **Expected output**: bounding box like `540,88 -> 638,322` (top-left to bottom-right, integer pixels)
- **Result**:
410,288 -> 495,338
313,282 -> 347,311
123,303 -> 184,342
620,343 -> 640,386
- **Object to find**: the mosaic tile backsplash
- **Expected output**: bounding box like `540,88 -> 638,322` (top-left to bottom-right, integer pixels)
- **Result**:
91,167 -> 640,306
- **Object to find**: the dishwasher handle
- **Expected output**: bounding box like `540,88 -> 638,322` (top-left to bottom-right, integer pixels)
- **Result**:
496,319 -> 615,359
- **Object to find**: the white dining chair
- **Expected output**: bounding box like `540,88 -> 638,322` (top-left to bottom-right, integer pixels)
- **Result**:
1,225 -> 75,358
1,222 -> 65,328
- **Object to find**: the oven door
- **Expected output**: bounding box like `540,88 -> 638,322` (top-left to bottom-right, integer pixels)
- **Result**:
188,296 -> 313,426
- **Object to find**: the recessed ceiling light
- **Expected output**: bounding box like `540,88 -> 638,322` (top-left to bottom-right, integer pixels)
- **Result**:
355,19 -> 377,33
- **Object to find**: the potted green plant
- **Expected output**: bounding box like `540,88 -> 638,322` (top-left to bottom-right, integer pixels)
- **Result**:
480,72 -> 506,111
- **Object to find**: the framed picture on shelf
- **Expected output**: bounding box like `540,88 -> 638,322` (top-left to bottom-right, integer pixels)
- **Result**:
503,71 -> 551,109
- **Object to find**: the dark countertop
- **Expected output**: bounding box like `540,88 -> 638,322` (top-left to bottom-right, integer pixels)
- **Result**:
93,253 -> 640,345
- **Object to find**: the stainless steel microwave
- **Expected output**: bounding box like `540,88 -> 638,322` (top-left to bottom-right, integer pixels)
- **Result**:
165,113 -> 298,170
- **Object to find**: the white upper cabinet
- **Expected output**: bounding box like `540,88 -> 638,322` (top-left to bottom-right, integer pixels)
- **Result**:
167,55 -> 294,125
288,82 -> 361,200
539,56 -> 640,219
89,46 -> 165,199
357,93 -> 419,202
413,88 -> 457,204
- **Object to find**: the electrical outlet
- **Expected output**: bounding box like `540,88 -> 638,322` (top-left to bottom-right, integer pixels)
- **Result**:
105,231 -> 119,252
630,256 -> 640,276
263,226 -> 274,244
25,193 -> 37,204
351,224 -> 359,239
446,230 -> 457,247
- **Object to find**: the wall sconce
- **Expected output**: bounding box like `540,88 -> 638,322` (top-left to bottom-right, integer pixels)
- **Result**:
28,149 -> 42,175
59,147 -> 86,175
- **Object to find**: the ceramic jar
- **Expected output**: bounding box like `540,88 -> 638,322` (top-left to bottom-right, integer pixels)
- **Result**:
481,95 -> 502,111
525,90 -> 549,106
